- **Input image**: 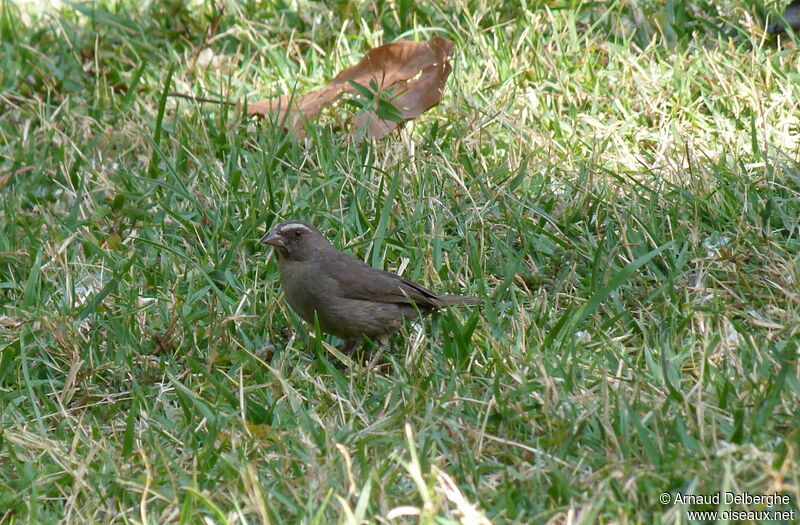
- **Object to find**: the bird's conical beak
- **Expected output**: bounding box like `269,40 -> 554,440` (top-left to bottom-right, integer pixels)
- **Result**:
261,230 -> 284,247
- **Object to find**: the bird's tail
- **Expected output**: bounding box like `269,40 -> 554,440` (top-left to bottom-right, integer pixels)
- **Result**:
437,294 -> 480,306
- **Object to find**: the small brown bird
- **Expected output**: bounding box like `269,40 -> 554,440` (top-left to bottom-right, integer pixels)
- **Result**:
261,220 -> 478,359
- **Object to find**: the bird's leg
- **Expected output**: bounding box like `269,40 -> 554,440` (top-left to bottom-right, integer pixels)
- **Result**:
340,339 -> 357,354
366,335 -> 389,368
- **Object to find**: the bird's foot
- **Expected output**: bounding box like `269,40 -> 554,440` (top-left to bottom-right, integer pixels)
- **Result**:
365,336 -> 389,369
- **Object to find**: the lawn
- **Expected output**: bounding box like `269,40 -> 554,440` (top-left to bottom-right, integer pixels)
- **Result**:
1,1 -> 799,523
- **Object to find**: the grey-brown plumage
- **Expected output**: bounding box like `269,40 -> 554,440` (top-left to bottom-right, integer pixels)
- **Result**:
261,220 -> 478,354
769,0 -> 800,34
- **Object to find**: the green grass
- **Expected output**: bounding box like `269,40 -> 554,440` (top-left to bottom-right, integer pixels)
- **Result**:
1,0 -> 799,523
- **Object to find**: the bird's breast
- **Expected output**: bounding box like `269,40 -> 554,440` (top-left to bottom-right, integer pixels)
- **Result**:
278,260 -> 330,322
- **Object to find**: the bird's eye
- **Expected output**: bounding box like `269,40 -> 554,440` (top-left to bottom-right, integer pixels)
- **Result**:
294,229 -> 302,237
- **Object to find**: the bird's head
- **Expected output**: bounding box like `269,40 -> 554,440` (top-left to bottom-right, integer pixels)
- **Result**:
260,220 -> 332,262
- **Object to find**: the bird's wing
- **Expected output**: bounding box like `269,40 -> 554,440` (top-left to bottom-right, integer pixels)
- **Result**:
319,251 -> 442,307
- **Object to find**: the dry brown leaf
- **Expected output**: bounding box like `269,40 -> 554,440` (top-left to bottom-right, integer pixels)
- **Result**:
247,37 -> 455,140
